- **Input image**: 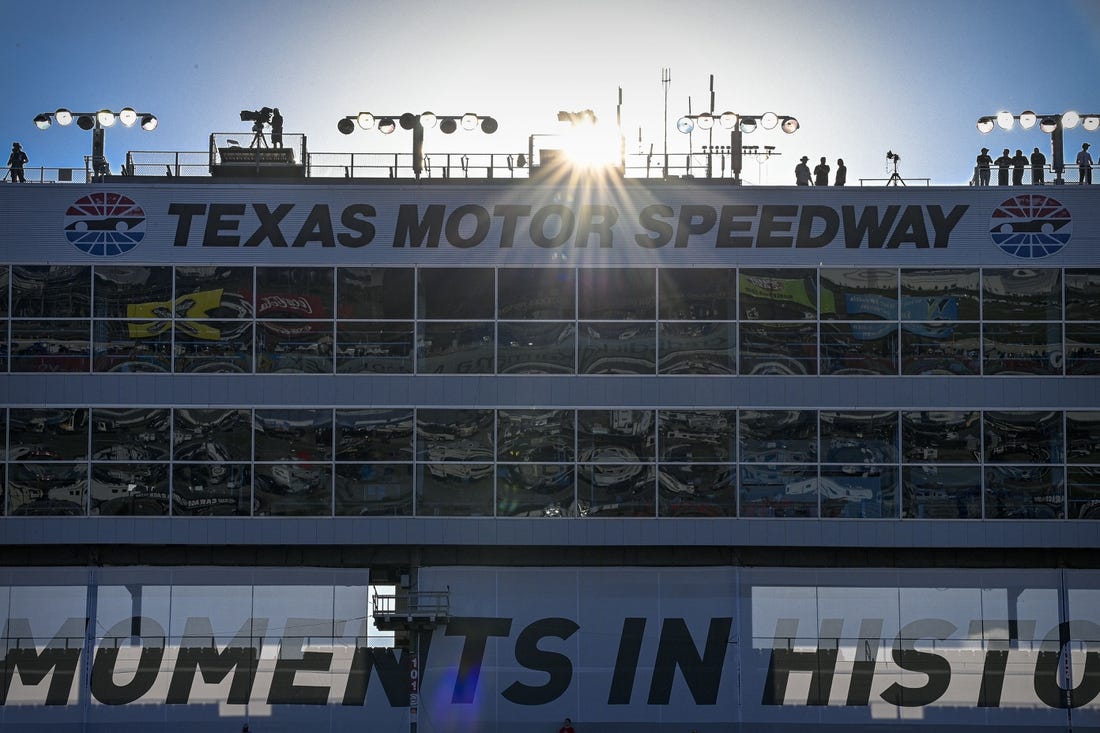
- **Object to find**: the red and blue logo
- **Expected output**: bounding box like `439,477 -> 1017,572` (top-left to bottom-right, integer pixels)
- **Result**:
989,194 -> 1071,258
64,192 -> 146,256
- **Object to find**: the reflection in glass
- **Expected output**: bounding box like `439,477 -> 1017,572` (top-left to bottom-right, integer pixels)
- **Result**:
983,323 -> 1062,375
12,266 -> 91,317
175,321 -> 253,373
174,409 -> 252,461
91,463 -> 170,515
657,464 -> 736,517
579,410 -> 655,462
740,410 -> 817,462
658,323 -> 735,374
820,323 -> 897,375
821,411 -> 897,463
498,322 -> 575,373
93,320 -> 172,372
659,410 -> 735,462
416,464 -> 493,516
336,409 -> 413,461
497,464 -> 575,517
578,268 -> 655,319
902,465 -> 981,518
10,319 -> 90,372
1065,269 -> 1100,321
335,463 -> 413,516
982,268 -> 1061,321
172,463 -> 252,515
257,321 -> 334,373
739,464 -> 817,517
254,464 -> 333,516
7,463 -> 87,515
658,269 -> 735,320
1068,412 -> 1100,464
739,322 -> 816,375
419,268 -> 494,319
337,268 -> 413,319
93,266 -> 173,318
578,323 -> 655,374
901,322 -> 980,375
1066,324 -> 1100,376
9,408 -> 89,460
901,411 -> 980,463
1068,466 -> 1100,519
983,411 -> 1063,464
254,409 -> 333,461
92,408 -> 170,460
984,465 -> 1065,519
498,410 -> 574,462
820,269 -> 897,320
418,409 -> 493,461
418,322 -> 494,374
900,269 -> 979,320
175,266 -> 255,317
0,465 -> 4,516
739,269 -> 816,320
498,268 -> 575,319
256,267 -> 334,319
336,322 -> 413,373
578,464 -> 655,517
819,466 -> 897,518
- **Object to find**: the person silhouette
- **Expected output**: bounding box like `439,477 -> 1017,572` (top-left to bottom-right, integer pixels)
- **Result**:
975,147 -> 992,186
994,148 -> 1011,186
270,108 -> 284,148
1011,149 -> 1027,185
813,156 -> 830,186
1078,143 -> 1094,184
1030,147 -> 1046,185
795,156 -> 812,186
7,142 -> 27,183
834,158 -> 846,186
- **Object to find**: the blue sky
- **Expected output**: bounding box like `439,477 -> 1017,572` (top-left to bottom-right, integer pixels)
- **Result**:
3,0 -> 1098,185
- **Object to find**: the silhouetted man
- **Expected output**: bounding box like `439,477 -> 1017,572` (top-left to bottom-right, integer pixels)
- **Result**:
271,108 -> 284,148
1011,149 -> 1027,185
834,158 -> 847,186
795,156 -> 812,186
995,148 -> 1011,185
1030,147 -> 1046,184
975,148 -> 992,185
813,156 -> 830,186
1078,143 -> 1093,184
7,142 -> 27,183
559,718 -> 575,733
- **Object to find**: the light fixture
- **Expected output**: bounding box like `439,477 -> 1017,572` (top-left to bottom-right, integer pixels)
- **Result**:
480,117 -> 497,134
719,111 -> 738,129
440,118 -> 457,134
977,116 -> 995,134
781,117 -> 799,134
377,117 -> 396,134
461,113 -> 479,131
1062,110 -> 1081,129
676,117 -> 694,134
337,118 -> 355,135
739,117 -> 758,133
97,109 -> 116,127
1019,111 -> 1037,129
118,108 -> 138,127
76,115 -> 96,131
1084,116 -> 1100,132
357,112 -> 375,130
140,114 -> 158,131
760,112 -> 779,130
419,111 -> 437,129
398,112 -> 417,130
54,108 -> 73,126
995,111 -> 1014,130
1039,116 -> 1058,134
33,114 -> 51,130
696,113 -> 714,130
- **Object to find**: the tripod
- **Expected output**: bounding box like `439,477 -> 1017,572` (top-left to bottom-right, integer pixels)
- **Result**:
249,121 -> 268,148
886,155 -> 905,186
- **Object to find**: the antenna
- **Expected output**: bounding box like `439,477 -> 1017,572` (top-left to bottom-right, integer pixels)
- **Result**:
662,68 -> 671,178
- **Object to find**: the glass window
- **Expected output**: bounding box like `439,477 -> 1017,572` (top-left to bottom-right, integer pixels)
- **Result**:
419,268 -> 494,319
336,322 -> 413,374
902,465 -> 981,518
257,321 -> 334,373
175,266 -> 255,318
819,268 -> 897,320
337,267 -> 413,319
498,410 -> 574,462
498,322 -> 575,374
821,411 -> 898,464
93,320 -> 172,373
983,323 -> 1062,375
578,465 -> 655,517
336,409 -> 413,462
175,321 -> 253,373
254,409 -> 333,461
740,410 -> 817,462
172,463 -> 252,516
497,464 -> 575,517
256,267 -> 334,319
10,319 -> 90,372
657,464 -> 736,517
983,411 -> 1063,464
739,269 -> 816,320
1066,324 -> 1100,376
418,409 -> 494,462
578,410 -> 655,462
984,465 -> 1065,519
819,466 -> 898,518
658,323 -> 735,375
9,408 -> 89,460
335,463 -> 413,516
254,464 -> 332,516
578,268 -> 655,319
11,265 -> 91,317
1068,412 -> 1100,464
982,268 -> 1061,321
900,269 -> 979,320
91,463 -> 170,516
0,266 -> 7,319
1068,466 -> 1100,520
820,323 -> 898,375
901,322 -> 980,375
416,464 -> 493,516
92,408 -> 170,460
739,322 -> 817,375
7,463 -> 87,515
93,266 -> 173,318
1065,269 -> 1100,321
659,410 -> 736,462
174,409 -> 252,462
901,411 -> 980,463
498,268 -> 575,319
739,464 -> 817,517
658,269 -> 735,320
417,322 -> 494,374
578,323 -> 655,374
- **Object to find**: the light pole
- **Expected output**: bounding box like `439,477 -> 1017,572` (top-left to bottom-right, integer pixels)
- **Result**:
677,110 -> 799,183
977,110 -> 1099,185
34,108 -> 158,177
338,111 -> 497,179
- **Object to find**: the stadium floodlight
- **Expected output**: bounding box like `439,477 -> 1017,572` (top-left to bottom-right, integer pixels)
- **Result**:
1038,116 -> 1058,134
739,117 -> 758,134
996,111 -> 1015,130
419,112 -> 437,129
781,117 -> 800,134
54,108 -> 73,126
1019,111 -> 1037,130
1062,110 -> 1081,129
1084,116 -> 1100,132
357,112 -> 375,130
34,107 -> 158,178
33,114 -> 51,130
719,112 -> 738,129
978,109 -> 1100,185
696,113 -> 714,130
461,113 -> 479,131
118,108 -> 138,127
140,114 -> 158,131
977,116 -> 995,134
760,112 -> 779,130
97,109 -> 116,127
678,106 -> 799,183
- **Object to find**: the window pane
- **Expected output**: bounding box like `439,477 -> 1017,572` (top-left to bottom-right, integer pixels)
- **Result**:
174,409 -> 252,462
257,267 -> 334,319
93,320 -> 172,373
982,268 -> 1061,321
498,410 -> 575,462
1065,268 -> 1100,321
255,464 -> 333,516
497,464 -> 575,517
10,408 -> 89,460
658,464 -> 736,517
419,268 -> 494,319
658,269 -> 735,320
417,322 -> 494,374
93,266 -> 173,318
257,321 -> 334,373
10,319 -> 90,372
1068,412 -> 1100,464
820,323 -> 898,375
254,409 -> 333,461
1066,324 -> 1100,375
12,266 -> 91,317
739,464 -> 818,517
659,410 -> 736,462
740,410 -> 817,462
902,465 -> 981,518
1068,466 -> 1100,519
579,410 -> 655,462
336,409 -> 413,461
335,463 -> 413,516
578,268 -> 655,319
173,463 -> 252,516
901,322 -> 980,375
337,267 -> 413,319
578,323 -> 655,374
92,408 -> 170,460
983,323 -> 1061,375
498,322 -> 575,374
416,464 -> 493,516
901,411 -> 980,463
739,322 -> 817,375
176,321 -> 253,373
499,269 -> 575,319
900,269 -> 979,320
336,322 -> 413,374
821,410 -> 898,463
820,268 -> 897,320
91,463 -> 170,516
984,466 -> 1064,519
8,463 -> 87,515
739,269 -> 816,320
578,465 -> 655,517
658,323 -> 735,374
175,266 -> 254,317
983,411 -> 1063,464
820,466 -> 898,518
418,409 -> 494,462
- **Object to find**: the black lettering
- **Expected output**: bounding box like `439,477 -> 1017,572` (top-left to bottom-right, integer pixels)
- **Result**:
445,204 -> 491,249
531,205 -> 574,248
845,619 -> 883,706
635,205 -> 674,248
502,617 -> 580,705
0,618 -> 86,706
243,203 -> 293,247
292,204 -> 336,247
608,617 -> 646,704
493,205 -> 531,248
90,617 -> 165,705
445,617 -> 512,703
842,205 -> 899,249
886,205 -> 930,248
168,203 -> 207,246
394,204 -> 444,247
203,204 -> 246,247
880,619 -> 955,707
762,618 -> 842,706
675,205 -> 717,247
757,205 -> 798,247
1033,621 -> 1100,709
715,205 -> 757,248
268,619 -> 333,704
574,205 -> 617,248
338,203 -> 376,247
927,205 -> 968,248
342,644 -> 426,707
166,618 -> 265,705
648,617 -> 732,705
795,205 -> 840,248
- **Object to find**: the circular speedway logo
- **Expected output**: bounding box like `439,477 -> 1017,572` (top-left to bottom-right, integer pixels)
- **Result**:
989,194 -> 1071,259
64,192 -> 146,255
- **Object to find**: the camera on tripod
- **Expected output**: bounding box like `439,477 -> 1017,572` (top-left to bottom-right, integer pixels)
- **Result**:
240,107 -> 273,126
886,150 -> 900,162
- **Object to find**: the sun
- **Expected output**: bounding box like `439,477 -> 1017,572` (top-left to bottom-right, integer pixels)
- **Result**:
559,126 -> 623,170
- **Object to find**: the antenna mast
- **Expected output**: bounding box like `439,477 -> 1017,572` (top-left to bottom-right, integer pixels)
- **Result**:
662,68 -> 671,178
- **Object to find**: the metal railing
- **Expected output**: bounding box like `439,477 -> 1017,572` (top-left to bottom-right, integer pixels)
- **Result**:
372,591 -> 450,619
